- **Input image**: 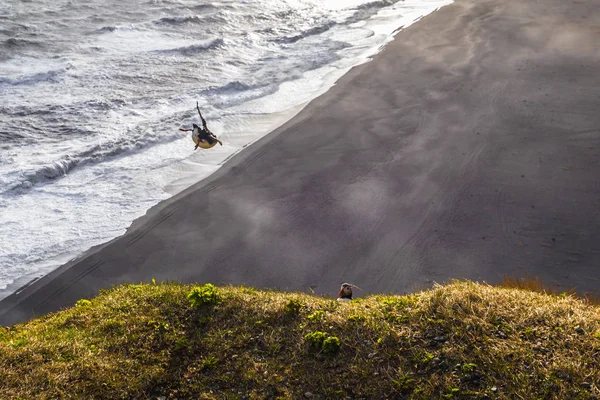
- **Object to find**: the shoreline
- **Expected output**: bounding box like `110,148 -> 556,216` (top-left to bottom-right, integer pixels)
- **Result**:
0,2 -> 449,302
2,0 -> 600,326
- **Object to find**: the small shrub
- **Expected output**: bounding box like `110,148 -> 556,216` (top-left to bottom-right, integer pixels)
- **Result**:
284,299 -> 302,317
305,331 -> 328,349
75,299 -> 92,308
304,331 -> 341,354
307,310 -> 325,321
188,284 -> 220,307
322,336 -> 341,354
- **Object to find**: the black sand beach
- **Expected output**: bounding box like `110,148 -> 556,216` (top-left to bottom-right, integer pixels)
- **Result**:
1,0 -> 599,326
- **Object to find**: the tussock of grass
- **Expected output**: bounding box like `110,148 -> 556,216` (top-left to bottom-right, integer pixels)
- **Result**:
1,281 -> 599,399
500,275 -> 600,305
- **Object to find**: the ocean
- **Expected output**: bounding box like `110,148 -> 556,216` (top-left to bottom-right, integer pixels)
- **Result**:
0,0 -> 450,298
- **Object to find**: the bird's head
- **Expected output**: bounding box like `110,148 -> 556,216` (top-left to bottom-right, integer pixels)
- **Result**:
338,283 -> 353,299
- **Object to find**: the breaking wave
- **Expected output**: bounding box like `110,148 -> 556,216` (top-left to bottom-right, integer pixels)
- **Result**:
0,68 -> 67,86
355,0 -> 402,10
6,134 -> 165,192
2,38 -> 44,49
154,15 -> 205,25
153,38 -> 225,55
275,21 -> 337,44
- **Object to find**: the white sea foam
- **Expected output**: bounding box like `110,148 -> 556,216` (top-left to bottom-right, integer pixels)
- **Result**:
0,0 -> 452,297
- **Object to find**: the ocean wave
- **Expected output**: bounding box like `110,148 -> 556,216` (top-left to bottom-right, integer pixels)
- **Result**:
207,80 -> 262,93
187,3 -> 226,12
0,130 -> 28,142
82,98 -> 129,111
274,21 -> 337,44
154,15 -> 204,25
8,156 -> 79,192
98,26 -> 118,33
0,68 -> 66,86
289,39 -> 348,69
153,38 -> 225,55
2,38 -> 44,49
95,25 -> 149,35
2,103 -> 69,118
354,0 -> 402,10
345,0 -> 403,25
34,157 -> 79,180
201,80 -> 280,110
153,12 -> 229,26
5,126 -> 182,193
0,22 -> 38,34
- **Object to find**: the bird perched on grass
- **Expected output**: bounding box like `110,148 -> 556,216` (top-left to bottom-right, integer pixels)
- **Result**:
337,283 -> 362,302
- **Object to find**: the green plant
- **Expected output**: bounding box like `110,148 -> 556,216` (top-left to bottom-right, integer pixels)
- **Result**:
188,284 -> 220,307
75,299 -> 92,308
322,336 -> 340,354
347,314 -> 365,323
304,331 -> 340,354
307,310 -> 325,321
422,352 -> 435,364
462,363 -> 477,372
305,331 -> 328,349
284,299 -> 302,316
443,386 -> 460,398
382,297 -> 414,309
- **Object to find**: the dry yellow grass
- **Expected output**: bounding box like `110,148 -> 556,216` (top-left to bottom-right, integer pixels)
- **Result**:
500,275 -> 600,305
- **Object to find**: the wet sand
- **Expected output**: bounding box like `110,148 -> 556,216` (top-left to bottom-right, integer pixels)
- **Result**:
2,0 -> 599,326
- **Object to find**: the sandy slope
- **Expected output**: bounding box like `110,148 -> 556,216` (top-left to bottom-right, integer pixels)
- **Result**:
1,0 -> 599,325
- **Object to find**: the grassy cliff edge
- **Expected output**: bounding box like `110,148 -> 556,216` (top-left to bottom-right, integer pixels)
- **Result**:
1,281 -> 599,399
